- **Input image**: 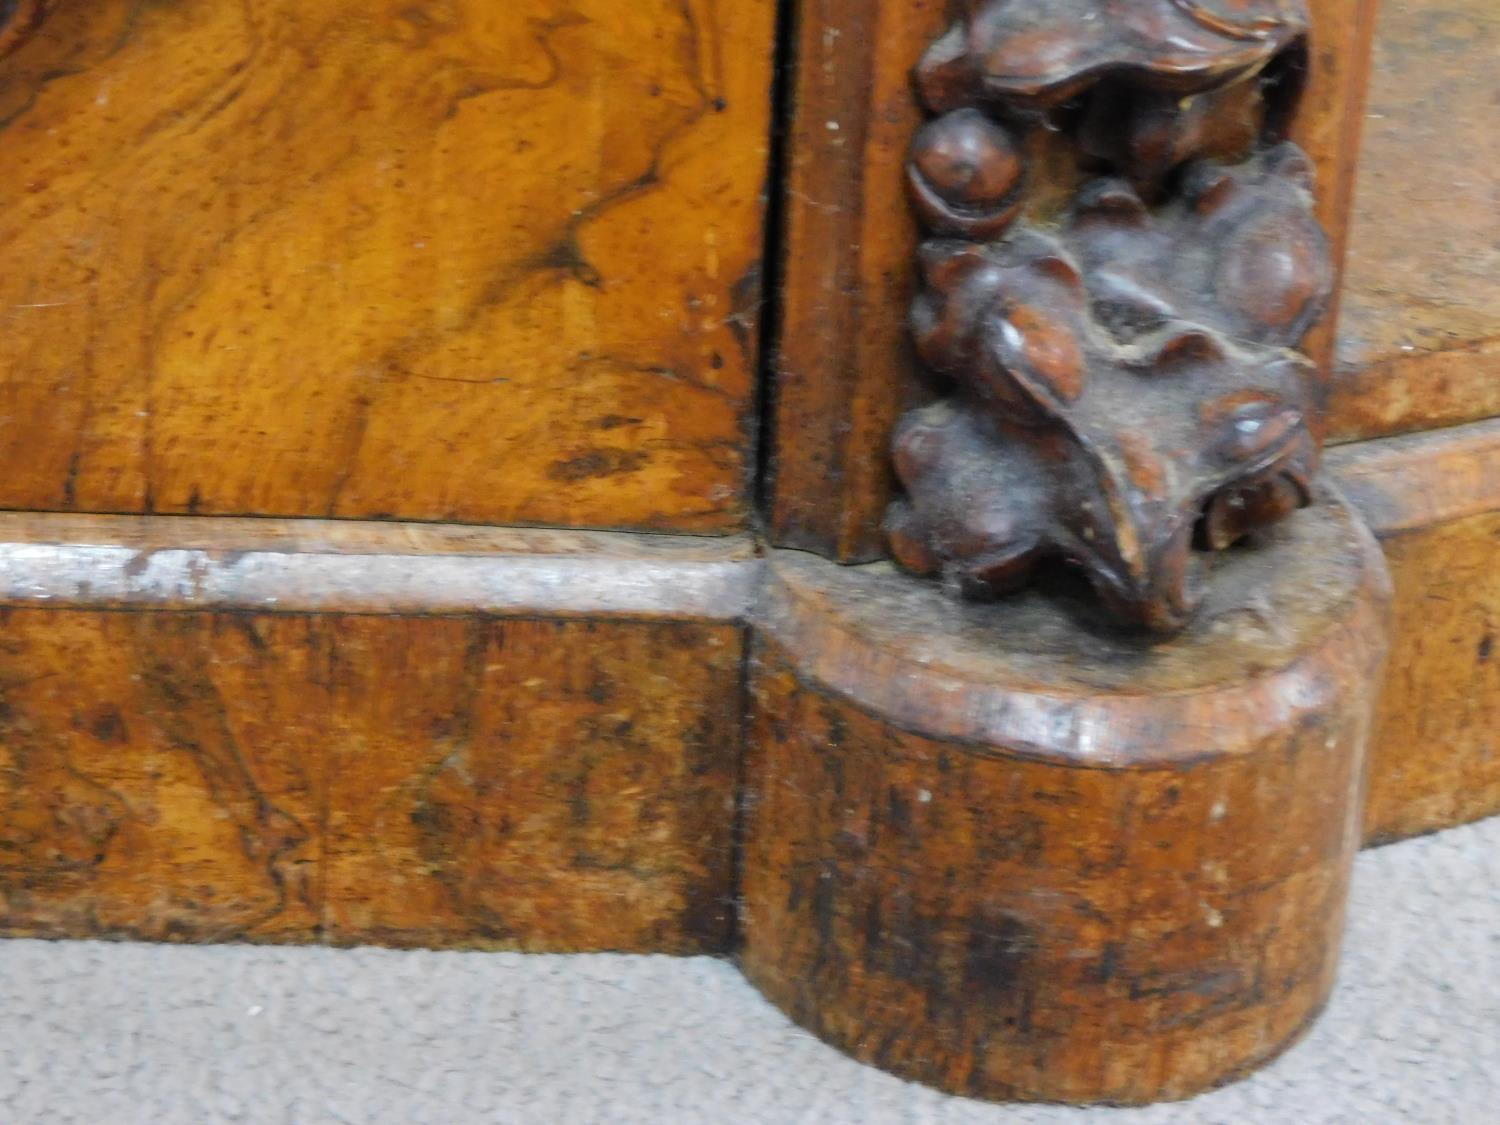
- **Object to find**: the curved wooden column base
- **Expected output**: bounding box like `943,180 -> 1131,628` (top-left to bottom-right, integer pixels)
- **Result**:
741,490 -> 1391,1105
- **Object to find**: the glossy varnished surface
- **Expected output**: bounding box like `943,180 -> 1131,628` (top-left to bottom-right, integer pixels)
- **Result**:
0,0 -> 773,531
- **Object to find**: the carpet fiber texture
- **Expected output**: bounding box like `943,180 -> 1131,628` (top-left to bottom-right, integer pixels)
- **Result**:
1,815 -> 1496,1124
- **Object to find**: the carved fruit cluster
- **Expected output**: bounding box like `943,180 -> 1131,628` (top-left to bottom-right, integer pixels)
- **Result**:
887,0 -> 1331,632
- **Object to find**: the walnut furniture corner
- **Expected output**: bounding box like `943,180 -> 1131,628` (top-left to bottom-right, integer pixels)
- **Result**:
0,0 -> 1495,1108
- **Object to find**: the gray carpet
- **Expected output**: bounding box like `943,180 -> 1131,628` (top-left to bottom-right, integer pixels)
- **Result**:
1,815 -> 1496,1124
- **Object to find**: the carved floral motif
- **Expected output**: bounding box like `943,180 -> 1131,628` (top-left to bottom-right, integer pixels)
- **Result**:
889,0 -> 1331,631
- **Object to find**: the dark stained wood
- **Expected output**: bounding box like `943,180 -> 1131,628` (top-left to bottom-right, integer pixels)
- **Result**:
1327,421 -> 1500,843
767,0 -> 945,562
768,0 -> 1379,564
1329,0 -> 1500,440
0,1 -> 53,59
891,5 -> 1331,633
0,0 -> 774,532
742,490 -> 1392,1104
1289,0 -> 1379,378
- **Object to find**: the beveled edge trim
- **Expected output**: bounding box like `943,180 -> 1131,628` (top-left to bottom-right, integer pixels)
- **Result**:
755,499 -> 1392,771
0,514 -> 762,622
1328,416 -> 1500,535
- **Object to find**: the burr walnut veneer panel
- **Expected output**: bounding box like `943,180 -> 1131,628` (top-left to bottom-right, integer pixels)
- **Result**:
0,520 -> 753,950
0,0 -> 773,531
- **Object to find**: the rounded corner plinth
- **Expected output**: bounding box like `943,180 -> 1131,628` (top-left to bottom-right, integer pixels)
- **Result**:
740,490 -> 1392,1105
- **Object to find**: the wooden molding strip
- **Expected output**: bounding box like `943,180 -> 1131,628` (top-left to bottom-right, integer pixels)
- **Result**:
0,514 -> 761,621
0,407 -> 1490,623
1327,417 -> 1500,534
758,489 -> 1391,771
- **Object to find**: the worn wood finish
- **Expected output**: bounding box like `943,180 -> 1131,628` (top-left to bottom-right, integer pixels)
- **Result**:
0,451 -> 1492,994
3,428 -> 1496,959
0,514 -> 759,620
1329,0 -> 1500,440
768,0 -> 1378,563
0,0 -> 773,532
0,611 -> 324,943
1289,0 -> 1378,379
0,518 -> 748,951
0,612 -> 743,951
1363,514 -> 1500,844
322,616 -> 743,951
742,491 -> 1392,1104
767,0 -> 941,561
1330,418 -> 1500,537
1328,421 -> 1500,843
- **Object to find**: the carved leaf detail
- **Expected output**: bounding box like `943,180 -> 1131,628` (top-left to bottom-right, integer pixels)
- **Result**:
890,0 -> 1328,632
917,0 -> 1308,113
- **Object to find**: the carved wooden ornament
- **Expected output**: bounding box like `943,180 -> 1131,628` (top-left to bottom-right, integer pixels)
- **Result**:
887,0 -> 1332,631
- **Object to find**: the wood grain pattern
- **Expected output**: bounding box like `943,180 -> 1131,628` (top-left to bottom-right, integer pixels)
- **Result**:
0,611 -> 323,942
1329,0 -> 1500,440
0,1 -> 54,59
0,0 -> 774,531
767,0 -> 942,561
767,0 -> 1377,564
742,491 -> 1391,1104
324,616 -> 743,952
1327,421 -> 1500,843
1329,418 -> 1500,534
743,645 -> 1365,1104
0,438 -> 1492,989
1289,0 -> 1378,379
1363,512 -> 1500,844
0,608 -> 744,952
